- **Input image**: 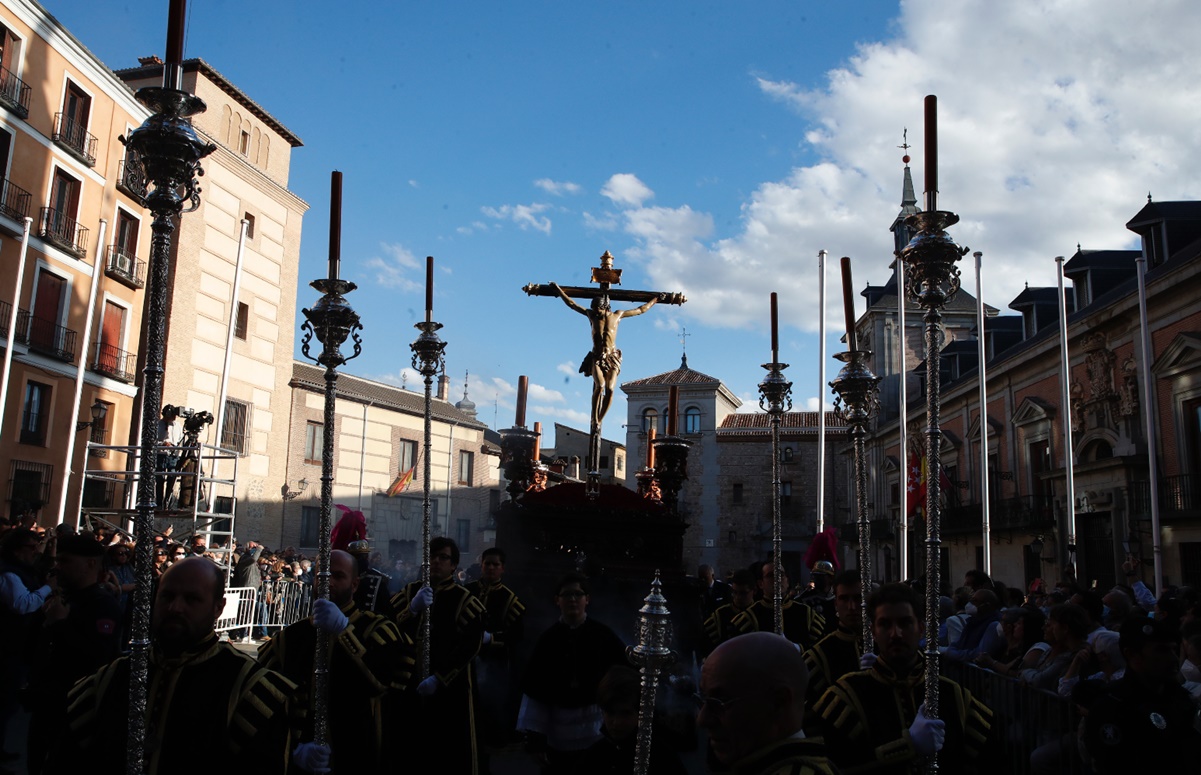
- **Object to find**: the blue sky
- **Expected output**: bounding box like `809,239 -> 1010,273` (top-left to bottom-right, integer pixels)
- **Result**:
50,0 -> 1201,444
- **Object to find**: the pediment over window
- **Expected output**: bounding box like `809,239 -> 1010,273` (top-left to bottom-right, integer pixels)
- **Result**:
1012,396 -> 1056,428
968,414 -> 1004,441
1151,332 -> 1201,378
883,454 -> 900,473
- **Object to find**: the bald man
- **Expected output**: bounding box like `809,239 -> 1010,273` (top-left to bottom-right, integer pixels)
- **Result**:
50,558 -> 295,774
259,550 -> 413,772
698,632 -> 838,774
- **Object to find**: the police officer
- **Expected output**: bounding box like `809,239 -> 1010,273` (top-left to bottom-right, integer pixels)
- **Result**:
1084,616 -> 1201,773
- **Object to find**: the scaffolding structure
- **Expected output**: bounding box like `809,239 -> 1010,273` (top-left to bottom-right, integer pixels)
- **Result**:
79,441 -> 239,574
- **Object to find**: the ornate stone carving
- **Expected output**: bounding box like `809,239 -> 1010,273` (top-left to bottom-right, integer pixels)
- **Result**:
1081,332 -> 1116,401
1118,356 -> 1139,417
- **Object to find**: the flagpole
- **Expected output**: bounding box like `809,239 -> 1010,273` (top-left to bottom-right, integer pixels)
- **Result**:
898,254 -> 909,581
1056,256 -> 1077,580
1135,256 -> 1163,597
976,252 -> 991,576
817,250 -> 827,535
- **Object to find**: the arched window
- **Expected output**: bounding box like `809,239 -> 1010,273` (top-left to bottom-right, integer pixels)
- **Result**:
684,406 -> 701,434
642,408 -> 659,433
781,446 -> 794,462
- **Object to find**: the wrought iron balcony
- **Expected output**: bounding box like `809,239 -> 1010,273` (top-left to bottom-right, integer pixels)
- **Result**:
39,206 -> 88,257
105,245 -> 146,289
1129,476 -> 1201,522
0,300 -> 12,341
0,177 -> 31,224
0,64 -> 30,119
116,154 -> 147,204
90,341 -> 136,383
993,494 -> 1056,531
53,113 -> 97,166
23,310 -> 76,362
943,501 -> 984,534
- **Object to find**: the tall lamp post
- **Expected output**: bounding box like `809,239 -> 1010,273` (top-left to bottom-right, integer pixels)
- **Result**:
411,255 -> 446,678
119,3 -> 215,771
758,292 -> 792,634
900,95 -> 968,774
830,257 -> 881,654
299,170 -> 363,750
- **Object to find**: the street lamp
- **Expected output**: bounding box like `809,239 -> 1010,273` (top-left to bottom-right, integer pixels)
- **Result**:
75,399 -> 108,432
1030,534 -> 1044,559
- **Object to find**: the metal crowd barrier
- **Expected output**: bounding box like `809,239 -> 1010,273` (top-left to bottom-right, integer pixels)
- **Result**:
942,660 -> 1084,775
216,581 -> 312,641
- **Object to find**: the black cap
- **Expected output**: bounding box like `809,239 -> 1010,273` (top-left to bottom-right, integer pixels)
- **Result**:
57,535 -> 105,558
1119,615 -> 1180,652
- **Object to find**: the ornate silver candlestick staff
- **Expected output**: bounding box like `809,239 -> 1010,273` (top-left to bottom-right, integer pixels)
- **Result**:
758,292 -> 792,635
901,95 -> 967,774
300,171 -> 363,750
119,3 -> 214,771
628,571 -> 675,775
410,255 -> 446,679
829,257 -> 881,654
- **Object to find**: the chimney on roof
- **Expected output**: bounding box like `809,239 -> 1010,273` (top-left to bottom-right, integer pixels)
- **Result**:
138,55 -> 164,66
437,373 -> 450,401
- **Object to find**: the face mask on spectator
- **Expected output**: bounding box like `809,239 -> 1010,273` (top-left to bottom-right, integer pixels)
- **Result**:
1182,659 -> 1201,683
964,602 -> 978,616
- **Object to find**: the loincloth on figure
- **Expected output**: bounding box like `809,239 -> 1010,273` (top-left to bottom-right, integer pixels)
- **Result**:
579,348 -> 622,376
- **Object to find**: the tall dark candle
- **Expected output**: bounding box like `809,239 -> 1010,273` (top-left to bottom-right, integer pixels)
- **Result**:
840,256 -> 857,352
328,171 -> 342,281
166,0 -> 186,65
924,94 -> 938,213
770,292 -> 779,362
425,256 -> 434,322
533,422 -> 541,462
516,376 -> 528,427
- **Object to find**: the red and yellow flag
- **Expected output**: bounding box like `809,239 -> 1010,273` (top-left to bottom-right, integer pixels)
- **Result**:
386,467 -> 415,496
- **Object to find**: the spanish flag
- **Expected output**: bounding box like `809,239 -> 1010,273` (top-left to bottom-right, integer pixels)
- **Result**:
386,466 -> 415,496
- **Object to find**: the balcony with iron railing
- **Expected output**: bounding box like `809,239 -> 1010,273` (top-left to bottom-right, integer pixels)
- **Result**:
90,341 -> 136,383
22,310 -> 76,362
53,113 -> 97,167
0,64 -> 30,118
992,494 -> 1057,531
0,177 -> 31,225
39,206 -> 88,257
1128,475 -> 1201,522
116,155 -> 147,204
105,244 -> 146,289
87,426 -> 109,458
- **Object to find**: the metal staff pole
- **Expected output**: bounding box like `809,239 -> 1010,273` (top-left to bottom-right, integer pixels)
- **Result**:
411,255 -> 446,679
629,571 -> 675,775
830,338 -> 881,652
300,171 -> 363,750
759,292 -> 792,634
119,3 -> 216,767
902,94 -> 968,775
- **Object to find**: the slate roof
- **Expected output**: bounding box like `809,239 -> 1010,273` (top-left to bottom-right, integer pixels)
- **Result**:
290,362 -> 488,430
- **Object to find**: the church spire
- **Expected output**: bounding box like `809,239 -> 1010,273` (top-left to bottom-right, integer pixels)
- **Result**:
455,369 -> 477,419
890,128 -> 921,255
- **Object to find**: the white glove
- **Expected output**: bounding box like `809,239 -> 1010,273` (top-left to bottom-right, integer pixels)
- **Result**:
312,599 -> 348,634
410,585 -> 434,614
859,652 -> 878,670
293,742 -> 331,774
908,704 -> 945,756
417,675 -> 440,696
482,631 -> 494,645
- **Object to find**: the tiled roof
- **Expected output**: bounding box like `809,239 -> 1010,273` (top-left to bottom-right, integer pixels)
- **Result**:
718,411 -> 848,434
290,362 -> 488,430
622,365 -> 722,388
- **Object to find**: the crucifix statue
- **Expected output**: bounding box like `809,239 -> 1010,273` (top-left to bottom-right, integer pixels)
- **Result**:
524,251 -> 686,478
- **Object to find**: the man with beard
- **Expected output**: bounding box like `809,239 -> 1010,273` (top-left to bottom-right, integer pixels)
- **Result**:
259,550 -> 413,771
698,632 -> 837,774
803,569 -> 865,719
391,537 -> 486,774
48,558 -> 296,775
813,583 -> 993,774
732,561 -> 826,651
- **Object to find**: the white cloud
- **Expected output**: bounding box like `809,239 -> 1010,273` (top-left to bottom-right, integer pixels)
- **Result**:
534,178 -> 582,196
582,211 -> 619,232
556,361 -> 577,376
482,203 -> 553,234
530,405 -> 591,428
621,0 -> 1201,335
408,180 -> 419,188
601,173 -> 655,207
363,242 -> 422,290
